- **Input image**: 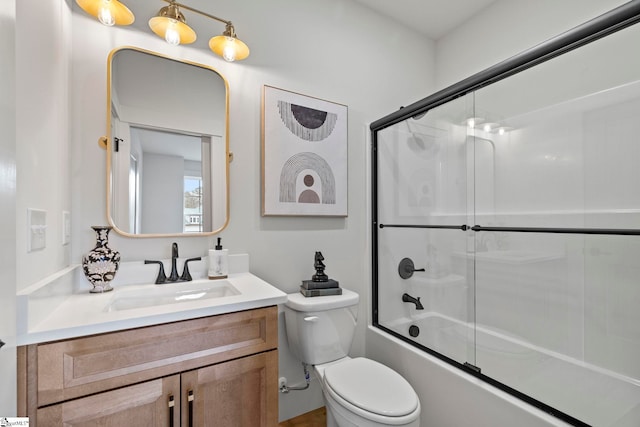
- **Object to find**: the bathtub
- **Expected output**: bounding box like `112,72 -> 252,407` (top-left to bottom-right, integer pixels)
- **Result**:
366,313 -> 640,427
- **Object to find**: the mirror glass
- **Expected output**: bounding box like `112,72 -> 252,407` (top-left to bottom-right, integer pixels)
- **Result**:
107,48 -> 229,236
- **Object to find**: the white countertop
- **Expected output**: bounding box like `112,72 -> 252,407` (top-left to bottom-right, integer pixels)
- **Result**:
17,255 -> 287,345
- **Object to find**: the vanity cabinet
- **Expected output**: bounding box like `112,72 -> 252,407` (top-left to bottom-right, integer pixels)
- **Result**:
18,306 -> 278,426
37,375 -> 180,426
182,351 -> 277,426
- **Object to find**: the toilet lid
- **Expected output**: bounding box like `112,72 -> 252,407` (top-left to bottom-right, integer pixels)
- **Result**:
323,358 -> 419,417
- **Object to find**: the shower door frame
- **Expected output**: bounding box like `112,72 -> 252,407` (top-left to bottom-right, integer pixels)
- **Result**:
370,2 -> 640,426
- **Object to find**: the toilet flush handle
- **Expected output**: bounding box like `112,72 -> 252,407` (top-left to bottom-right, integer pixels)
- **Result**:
304,316 -> 319,322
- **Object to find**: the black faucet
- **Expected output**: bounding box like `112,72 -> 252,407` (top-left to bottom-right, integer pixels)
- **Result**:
169,242 -> 180,282
145,242 -> 201,285
402,293 -> 424,310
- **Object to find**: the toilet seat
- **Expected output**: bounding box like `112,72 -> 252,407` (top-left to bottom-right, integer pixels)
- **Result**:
323,358 -> 419,419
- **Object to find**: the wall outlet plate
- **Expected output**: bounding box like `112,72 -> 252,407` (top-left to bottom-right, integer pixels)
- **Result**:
27,208 -> 47,252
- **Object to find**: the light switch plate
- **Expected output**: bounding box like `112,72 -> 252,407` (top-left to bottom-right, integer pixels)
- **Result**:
62,211 -> 71,245
27,208 -> 47,252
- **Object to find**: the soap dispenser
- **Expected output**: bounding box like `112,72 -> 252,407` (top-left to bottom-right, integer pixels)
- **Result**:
208,237 -> 228,279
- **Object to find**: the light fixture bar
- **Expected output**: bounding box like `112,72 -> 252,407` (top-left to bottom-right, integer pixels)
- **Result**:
162,0 -> 230,25
150,0 -> 250,61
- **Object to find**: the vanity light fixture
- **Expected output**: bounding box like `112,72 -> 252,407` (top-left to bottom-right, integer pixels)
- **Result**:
149,0 -> 250,62
149,0 -> 196,45
209,22 -> 250,62
75,0 -> 134,26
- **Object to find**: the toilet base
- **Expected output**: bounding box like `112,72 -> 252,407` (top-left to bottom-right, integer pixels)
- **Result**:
323,389 -> 420,427
324,396 -> 364,427
326,404 -> 339,427
314,359 -> 420,427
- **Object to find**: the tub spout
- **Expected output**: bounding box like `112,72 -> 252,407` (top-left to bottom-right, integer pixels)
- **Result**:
402,293 -> 424,310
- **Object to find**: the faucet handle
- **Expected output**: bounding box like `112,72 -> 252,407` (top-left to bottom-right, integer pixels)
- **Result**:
180,257 -> 202,282
398,257 -> 426,279
145,260 -> 167,284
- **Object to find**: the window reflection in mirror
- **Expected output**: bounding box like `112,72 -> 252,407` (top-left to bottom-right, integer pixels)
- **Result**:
107,47 -> 229,237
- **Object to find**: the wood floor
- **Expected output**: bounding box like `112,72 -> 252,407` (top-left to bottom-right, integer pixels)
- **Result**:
279,407 -> 327,426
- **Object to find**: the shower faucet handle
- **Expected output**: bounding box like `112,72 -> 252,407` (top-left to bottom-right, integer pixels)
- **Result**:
398,257 -> 426,279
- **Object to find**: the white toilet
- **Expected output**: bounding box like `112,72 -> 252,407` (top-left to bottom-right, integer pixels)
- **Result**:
284,288 -> 421,427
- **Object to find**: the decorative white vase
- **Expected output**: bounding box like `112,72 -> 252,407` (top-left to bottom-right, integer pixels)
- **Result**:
82,226 -> 121,293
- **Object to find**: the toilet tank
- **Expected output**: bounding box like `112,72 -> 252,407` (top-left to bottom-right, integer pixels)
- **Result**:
284,288 -> 359,365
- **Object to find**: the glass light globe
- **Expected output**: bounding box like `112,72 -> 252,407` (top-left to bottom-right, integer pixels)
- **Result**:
165,21 -> 181,45
222,37 -> 237,62
97,0 -> 115,26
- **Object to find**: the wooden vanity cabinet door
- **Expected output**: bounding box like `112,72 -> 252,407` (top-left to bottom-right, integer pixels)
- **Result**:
181,350 -> 278,427
37,374 -> 180,427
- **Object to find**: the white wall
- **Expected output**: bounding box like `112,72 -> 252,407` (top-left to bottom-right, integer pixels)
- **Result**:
67,0 -> 435,421
5,0 -> 72,416
0,0 -> 17,417
140,152 -> 184,234
434,0 -> 629,90
16,0 -> 72,291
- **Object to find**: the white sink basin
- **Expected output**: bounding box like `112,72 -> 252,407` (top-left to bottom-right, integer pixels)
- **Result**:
105,280 -> 241,312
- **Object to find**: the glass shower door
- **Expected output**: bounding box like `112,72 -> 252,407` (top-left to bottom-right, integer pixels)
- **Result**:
373,93 -> 478,367
470,20 -> 640,427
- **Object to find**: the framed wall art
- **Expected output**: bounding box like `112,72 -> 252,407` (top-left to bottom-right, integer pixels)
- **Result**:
262,85 -> 348,216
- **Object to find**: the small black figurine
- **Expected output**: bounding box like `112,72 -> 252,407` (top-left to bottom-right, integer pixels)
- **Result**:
300,251 -> 341,296
312,251 -> 329,282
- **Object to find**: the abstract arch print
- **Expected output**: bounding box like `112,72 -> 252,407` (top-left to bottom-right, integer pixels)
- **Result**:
277,101 -> 338,141
262,85 -> 348,216
279,152 -> 336,204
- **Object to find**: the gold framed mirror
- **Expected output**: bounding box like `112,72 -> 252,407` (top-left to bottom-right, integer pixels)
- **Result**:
105,47 -> 229,237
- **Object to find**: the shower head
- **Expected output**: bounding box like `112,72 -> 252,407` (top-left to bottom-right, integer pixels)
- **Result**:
405,120 -> 439,157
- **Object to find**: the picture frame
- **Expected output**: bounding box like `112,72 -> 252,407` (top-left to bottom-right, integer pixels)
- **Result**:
261,85 -> 348,217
